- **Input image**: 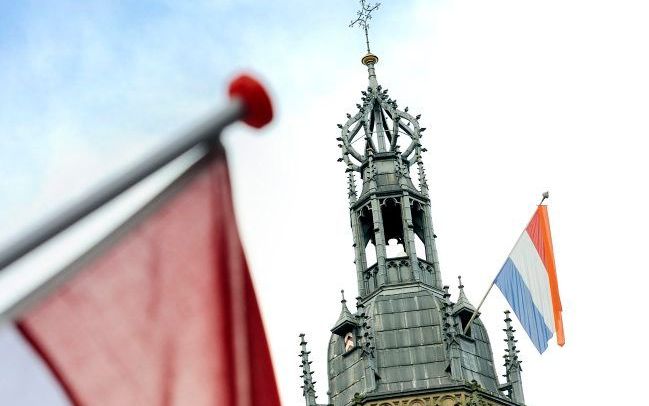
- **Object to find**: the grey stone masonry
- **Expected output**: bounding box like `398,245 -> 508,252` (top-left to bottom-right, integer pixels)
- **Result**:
326,284 -> 512,405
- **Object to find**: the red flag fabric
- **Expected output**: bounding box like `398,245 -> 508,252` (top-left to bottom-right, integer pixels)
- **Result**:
16,155 -> 280,406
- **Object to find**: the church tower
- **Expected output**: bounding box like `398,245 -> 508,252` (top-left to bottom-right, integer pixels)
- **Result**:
298,3 -> 526,405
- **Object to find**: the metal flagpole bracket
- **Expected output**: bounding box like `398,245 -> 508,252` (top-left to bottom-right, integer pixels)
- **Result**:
0,74 -> 273,273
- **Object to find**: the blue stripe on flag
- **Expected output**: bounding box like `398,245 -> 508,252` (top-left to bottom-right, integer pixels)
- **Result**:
495,258 -> 553,353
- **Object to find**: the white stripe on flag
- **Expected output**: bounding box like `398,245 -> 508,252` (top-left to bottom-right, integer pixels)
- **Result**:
509,231 -> 555,332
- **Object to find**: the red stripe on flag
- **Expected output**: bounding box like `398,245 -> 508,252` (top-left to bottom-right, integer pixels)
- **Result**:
16,156 -> 280,406
524,207 -> 545,265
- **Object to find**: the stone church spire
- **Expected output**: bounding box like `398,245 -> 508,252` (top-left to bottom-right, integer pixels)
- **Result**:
298,3 -> 527,406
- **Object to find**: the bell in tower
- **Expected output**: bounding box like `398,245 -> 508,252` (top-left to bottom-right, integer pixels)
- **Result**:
297,2 -> 526,406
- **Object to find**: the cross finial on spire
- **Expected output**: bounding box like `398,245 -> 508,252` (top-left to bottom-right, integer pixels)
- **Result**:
350,0 -> 381,54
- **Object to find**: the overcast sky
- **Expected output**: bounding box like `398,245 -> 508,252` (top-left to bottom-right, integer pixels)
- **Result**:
1,1 -> 649,404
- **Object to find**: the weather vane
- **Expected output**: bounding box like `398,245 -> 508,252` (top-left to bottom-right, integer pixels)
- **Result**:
350,0 -> 381,53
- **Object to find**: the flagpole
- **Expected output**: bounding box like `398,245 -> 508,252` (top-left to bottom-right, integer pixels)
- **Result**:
462,279 -> 495,334
0,75 -> 272,273
0,153 -> 214,324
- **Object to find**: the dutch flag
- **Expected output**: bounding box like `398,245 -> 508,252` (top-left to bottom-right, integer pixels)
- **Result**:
495,205 -> 565,353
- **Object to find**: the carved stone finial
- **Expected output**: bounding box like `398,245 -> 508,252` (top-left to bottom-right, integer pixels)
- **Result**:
502,311 -> 525,404
416,148 -> 429,195
441,285 -> 463,381
299,334 -> 318,406
355,297 -> 379,391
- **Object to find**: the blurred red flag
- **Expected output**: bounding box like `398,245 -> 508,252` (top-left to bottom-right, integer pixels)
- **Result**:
16,155 -> 280,406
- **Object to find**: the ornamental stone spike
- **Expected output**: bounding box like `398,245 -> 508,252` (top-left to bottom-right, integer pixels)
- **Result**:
458,275 -> 466,299
355,296 -> 379,392
442,285 -> 463,381
453,275 -> 476,315
346,165 -> 358,203
331,290 -> 358,335
503,310 -> 525,404
416,148 -> 429,196
299,333 -> 318,406
441,286 -> 452,349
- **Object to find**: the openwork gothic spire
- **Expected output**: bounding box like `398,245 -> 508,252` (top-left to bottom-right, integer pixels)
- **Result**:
337,85 -> 428,169
337,1 -> 441,300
